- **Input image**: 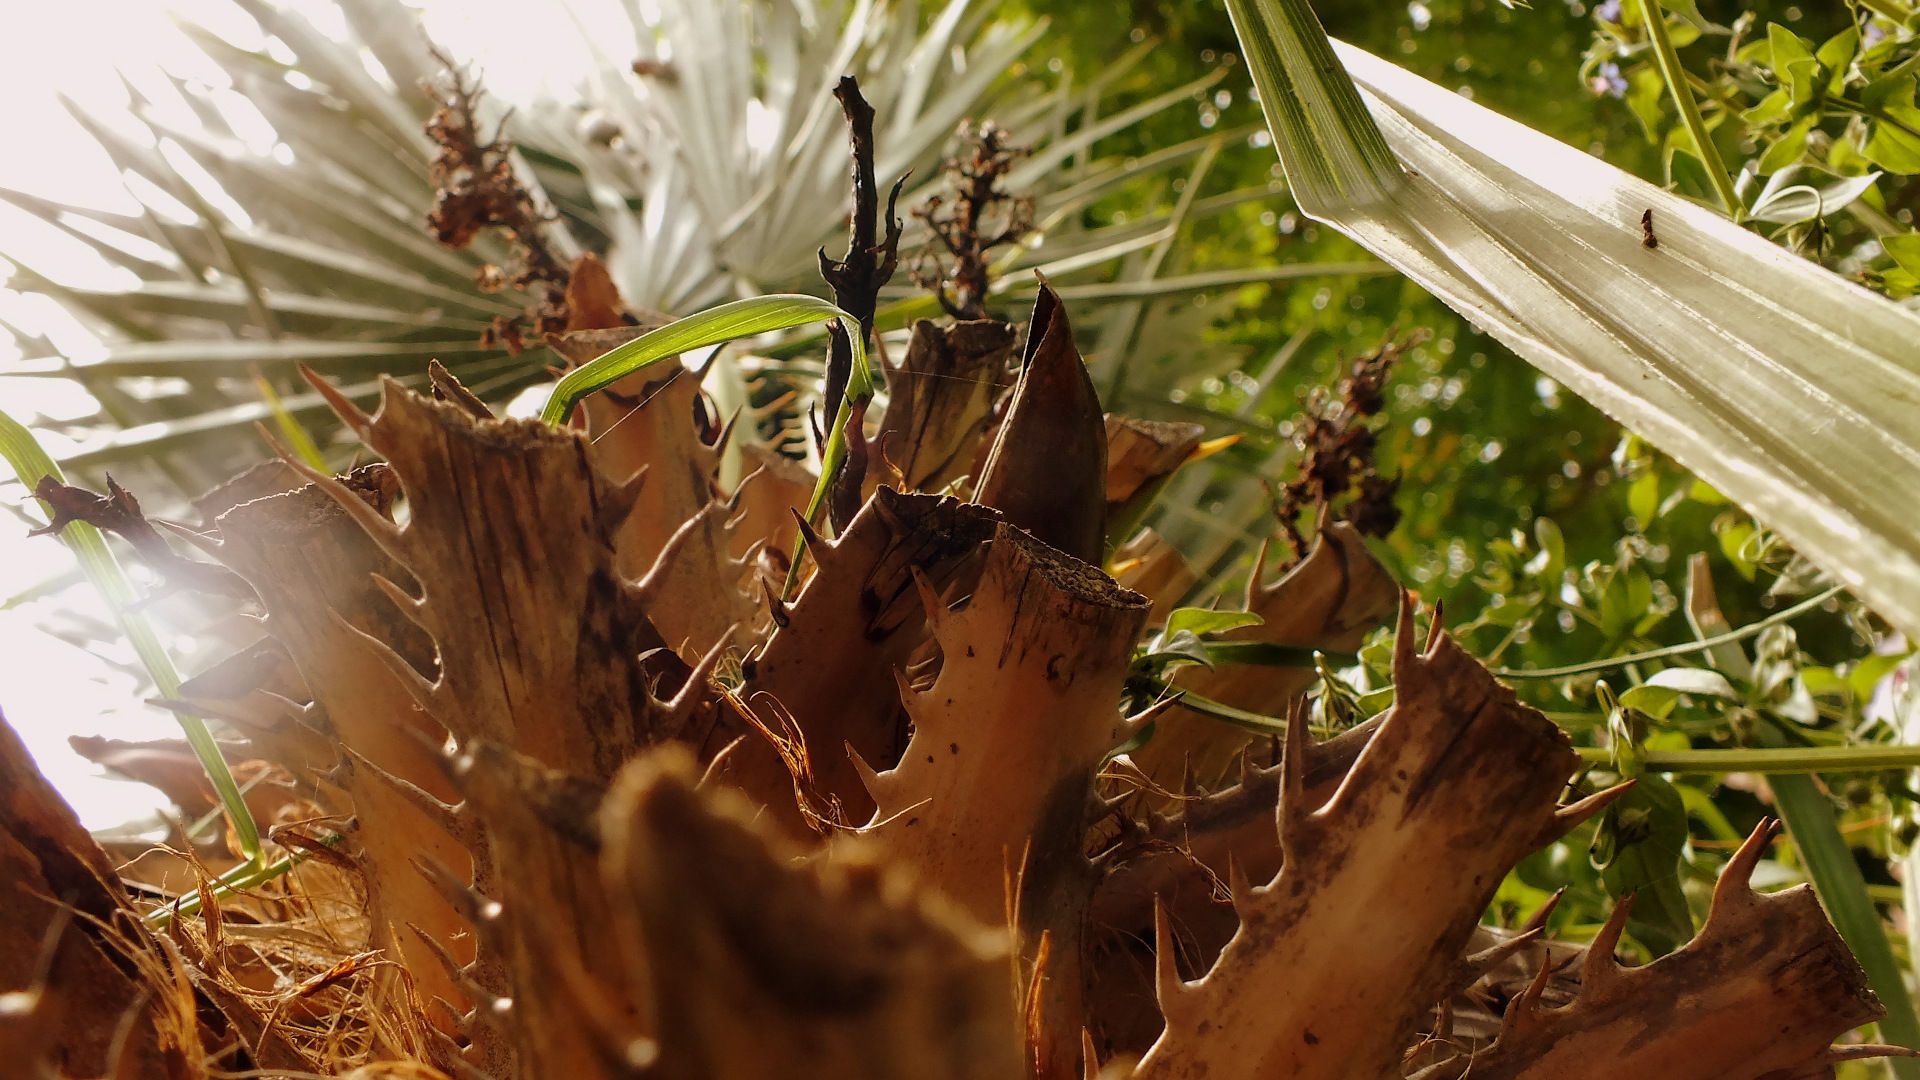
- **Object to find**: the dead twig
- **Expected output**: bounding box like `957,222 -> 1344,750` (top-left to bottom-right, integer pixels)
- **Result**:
818,76 -> 905,530
29,475 -> 254,600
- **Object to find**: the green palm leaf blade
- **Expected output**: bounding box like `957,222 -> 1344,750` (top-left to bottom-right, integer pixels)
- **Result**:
227,0 -> 435,158
0,194 -> 181,283
43,282 -> 489,336
1226,0 -> 1920,643
226,230 -> 522,316
2,265 -> 164,343
34,339 -> 502,380
1012,262 -> 1391,303
334,0 -> 442,111
139,117 -> 482,285
1033,127 -> 1257,223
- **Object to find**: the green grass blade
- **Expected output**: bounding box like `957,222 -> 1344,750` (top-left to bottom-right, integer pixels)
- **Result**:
1493,586 -> 1846,678
1571,744 -> 1920,772
1032,262 -> 1394,302
540,294 -> 865,426
251,370 -> 329,472
0,408 -> 262,863
1636,0 -> 1741,219
151,855 -> 299,929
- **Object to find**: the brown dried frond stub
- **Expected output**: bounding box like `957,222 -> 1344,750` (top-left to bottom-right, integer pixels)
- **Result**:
1134,596 -> 1597,1080
423,49 -> 572,353
0,708 -> 321,1076
973,285 -> 1107,565
604,748 -> 1022,1080
713,489 -> 1002,840
1271,328 -> 1425,559
856,522 -> 1149,1077
1423,820 -> 1893,1080
20,275 -> 1910,1080
911,120 -> 1034,321
873,317 -> 1017,498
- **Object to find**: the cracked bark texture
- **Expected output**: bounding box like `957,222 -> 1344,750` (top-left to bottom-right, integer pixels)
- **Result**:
857,522 -> 1149,1078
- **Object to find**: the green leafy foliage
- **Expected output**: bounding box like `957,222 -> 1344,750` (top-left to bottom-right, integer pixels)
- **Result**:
1582,0 -> 1920,286
1591,771 -> 1695,955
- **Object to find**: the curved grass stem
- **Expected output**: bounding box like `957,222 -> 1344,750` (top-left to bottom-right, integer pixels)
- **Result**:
532,294 -> 869,603
1492,585 -> 1844,679
148,852 -> 302,928
1638,0 -> 1743,220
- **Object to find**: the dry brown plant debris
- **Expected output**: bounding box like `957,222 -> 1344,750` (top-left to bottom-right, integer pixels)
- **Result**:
10,62 -> 1904,1080
912,121 -> 1035,322
27,475 -> 252,599
19,305 -> 1896,1080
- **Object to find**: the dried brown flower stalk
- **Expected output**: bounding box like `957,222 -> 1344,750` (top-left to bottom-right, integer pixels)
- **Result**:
423,54 -> 572,354
912,122 -> 1035,322
1271,331 -> 1425,559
